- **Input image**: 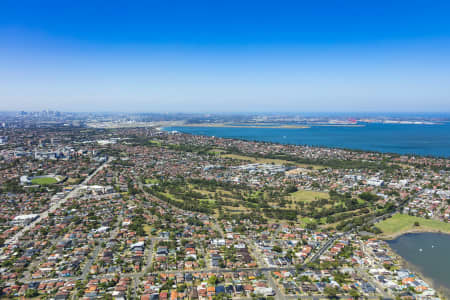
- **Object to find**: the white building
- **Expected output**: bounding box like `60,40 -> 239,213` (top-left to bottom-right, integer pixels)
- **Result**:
11,214 -> 39,226
367,177 -> 384,187
20,175 -> 31,184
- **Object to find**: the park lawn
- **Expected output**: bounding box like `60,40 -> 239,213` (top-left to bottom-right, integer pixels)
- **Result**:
221,153 -> 324,169
248,190 -> 265,200
356,198 -> 367,205
145,178 -> 159,184
288,189 -> 329,202
149,140 -> 162,146
143,224 -> 153,235
224,153 -> 325,169
31,177 -> 58,185
193,189 -> 234,202
214,205 -> 250,218
200,198 -> 216,204
192,188 -> 212,197
221,153 -> 291,165
160,192 -> 178,200
222,205 -> 251,213
191,186 -> 237,201
207,148 -> 226,155
298,216 -> 317,226
159,192 -> 187,206
67,177 -> 81,184
377,213 -> 450,237
290,163 -> 325,170
213,188 -> 235,198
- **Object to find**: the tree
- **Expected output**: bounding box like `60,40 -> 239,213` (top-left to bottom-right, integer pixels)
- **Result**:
208,275 -> 218,285
213,293 -> 229,300
299,275 -> 310,282
272,245 -> 282,253
25,289 -> 39,297
324,286 -> 338,299
285,185 -> 298,193
349,288 -> 360,299
306,222 -> 317,230
359,192 -> 379,202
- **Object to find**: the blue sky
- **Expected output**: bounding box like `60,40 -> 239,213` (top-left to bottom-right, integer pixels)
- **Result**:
1,0 -> 450,112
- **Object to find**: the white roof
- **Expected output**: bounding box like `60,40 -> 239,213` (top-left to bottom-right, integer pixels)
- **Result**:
13,214 -> 39,220
131,241 -> 145,248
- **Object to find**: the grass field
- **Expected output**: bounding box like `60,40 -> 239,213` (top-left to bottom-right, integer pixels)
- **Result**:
148,140 -> 162,146
288,189 -> 329,202
221,153 -> 324,169
31,177 -> 58,185
160,192 -> 178,201
298,216 -> 316,224
67,177 -> 81,184
200,199 -> 216,204
143,224 -> 153,235
145,178 -> 159,184
377,213 -> 450,238
208,148 -> 226,155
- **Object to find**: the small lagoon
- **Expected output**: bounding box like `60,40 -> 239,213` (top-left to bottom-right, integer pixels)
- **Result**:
387,232 -> 450,294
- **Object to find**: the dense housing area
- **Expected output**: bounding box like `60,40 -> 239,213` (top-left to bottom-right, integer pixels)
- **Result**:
0,122 -> 449,299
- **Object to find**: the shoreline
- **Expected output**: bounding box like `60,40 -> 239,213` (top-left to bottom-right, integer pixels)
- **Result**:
379,228 -> 450,240
161,125 -> 449,159
177,123 -> 366,129
385,239 -> 450,298
178,123 -> 310,129
179,124 -> 311,129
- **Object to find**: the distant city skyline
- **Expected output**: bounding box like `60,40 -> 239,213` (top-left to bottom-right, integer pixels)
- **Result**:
1,0 -> 450,112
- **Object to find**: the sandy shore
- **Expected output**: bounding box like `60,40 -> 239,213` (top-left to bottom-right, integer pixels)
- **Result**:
310,124 -> 366,127
180,123 -> 311,129
179,123 -> 366,129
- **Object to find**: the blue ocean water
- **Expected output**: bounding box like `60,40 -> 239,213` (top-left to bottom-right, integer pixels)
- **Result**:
165,123 -> 450,157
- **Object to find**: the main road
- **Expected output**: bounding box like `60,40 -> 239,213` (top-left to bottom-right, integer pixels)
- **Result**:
14,172 -> 401,300
3,157 -> 113,247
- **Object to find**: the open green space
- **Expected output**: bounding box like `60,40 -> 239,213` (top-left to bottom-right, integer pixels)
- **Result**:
143,224 -> 153,235
288,189 -> 329,202
145,178 -> 159,184
66,177 -> 81,184
31,177 -> 58,185
200,199 -> 216,204
298,216 -> 317,226
148,140 -> 162,146
160,192 -> 178,201
221,153 -> 324,169
377,213 -> 450,238
207,148 -> 226,155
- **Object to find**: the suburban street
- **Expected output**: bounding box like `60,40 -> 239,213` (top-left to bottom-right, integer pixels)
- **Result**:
3,157 -> 113,247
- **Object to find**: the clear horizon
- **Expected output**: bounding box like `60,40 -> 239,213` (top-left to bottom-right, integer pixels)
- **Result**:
1,0 -> 450,112
3,111 -> 450,117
